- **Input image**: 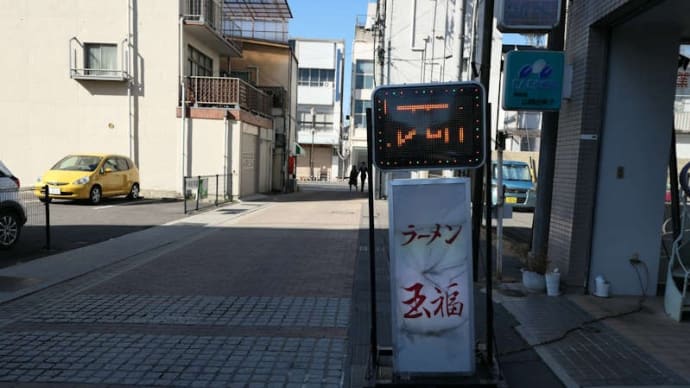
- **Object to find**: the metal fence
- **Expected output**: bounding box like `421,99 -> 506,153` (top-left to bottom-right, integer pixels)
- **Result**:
1,187 -> 51,249
183,174 -> 233,214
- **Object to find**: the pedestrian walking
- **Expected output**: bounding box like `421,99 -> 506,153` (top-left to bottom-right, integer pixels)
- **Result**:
358,162 -> 368,192
348,165 -> 359,191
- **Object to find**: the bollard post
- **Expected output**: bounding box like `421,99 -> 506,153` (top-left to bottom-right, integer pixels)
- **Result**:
44,185 -> 50,250
196,175 -> 201,211
183,177 -> 188,214
215,174 -> 219,206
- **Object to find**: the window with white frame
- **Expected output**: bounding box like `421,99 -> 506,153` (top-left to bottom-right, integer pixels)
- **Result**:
298,68 -> 335,87
85,43 -> 118,76
188,46 -> 213,76
354,60 -> 374,89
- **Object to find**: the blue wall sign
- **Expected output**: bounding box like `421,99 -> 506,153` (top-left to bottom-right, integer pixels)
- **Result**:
503,50 -> 564,111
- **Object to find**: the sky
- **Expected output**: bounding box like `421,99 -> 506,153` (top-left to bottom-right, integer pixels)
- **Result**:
284,0 -> 529,120
287,0 -> 375,122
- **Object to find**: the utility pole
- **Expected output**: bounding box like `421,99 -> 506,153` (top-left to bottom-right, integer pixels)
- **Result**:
531,0 -> 567,260
469,0 -> 495,366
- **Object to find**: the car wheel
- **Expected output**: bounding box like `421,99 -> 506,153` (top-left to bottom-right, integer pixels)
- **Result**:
0,210 -> 21,250
39,197 -> 52,203
89,185 -> 102,205
127,183 -> 140,200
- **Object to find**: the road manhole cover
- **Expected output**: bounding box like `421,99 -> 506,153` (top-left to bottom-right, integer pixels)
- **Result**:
0,276 -> 42,292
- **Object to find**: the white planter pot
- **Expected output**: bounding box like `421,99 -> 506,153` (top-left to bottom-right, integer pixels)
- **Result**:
522,270 -> 546,291
545,272 -> 561,296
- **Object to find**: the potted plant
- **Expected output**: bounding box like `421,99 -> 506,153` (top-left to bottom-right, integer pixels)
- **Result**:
515,244 -> 548,292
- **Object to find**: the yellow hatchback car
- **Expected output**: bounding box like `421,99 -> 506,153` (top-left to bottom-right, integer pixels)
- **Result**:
35,154 -> 140,205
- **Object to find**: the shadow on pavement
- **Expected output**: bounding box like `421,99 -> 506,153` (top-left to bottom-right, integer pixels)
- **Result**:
0,224 -> 155,268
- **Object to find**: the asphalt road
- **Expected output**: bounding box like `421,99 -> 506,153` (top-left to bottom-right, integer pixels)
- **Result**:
0,196 -> 188,268
2,183 -> 535,278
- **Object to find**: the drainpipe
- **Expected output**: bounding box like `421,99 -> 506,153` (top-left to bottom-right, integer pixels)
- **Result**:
127,61 -> 133,161
224,112 -> 229,198
285,53 -> 294,192
128,0 -> 133,161
179,15 -> 186,192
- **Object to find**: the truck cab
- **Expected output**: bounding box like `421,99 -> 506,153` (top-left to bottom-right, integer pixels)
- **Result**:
492,160 -> 537,211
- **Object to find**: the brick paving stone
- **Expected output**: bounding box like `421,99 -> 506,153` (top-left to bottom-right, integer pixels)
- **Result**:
504,294 -> 688,387
20,294 -> 351,328
0,331 -> 346,386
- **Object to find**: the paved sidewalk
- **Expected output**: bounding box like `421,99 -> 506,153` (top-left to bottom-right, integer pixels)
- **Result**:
495,288 -> 687,387
358,199 -> 690,388
1,184 -> 687,387
0,188 -> 365,387
494,218 -> 690,388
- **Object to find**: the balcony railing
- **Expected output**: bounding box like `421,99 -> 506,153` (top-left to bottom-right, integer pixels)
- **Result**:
258,86 -> 287,109
69,37 -> 131,82
183,76 -> 272,118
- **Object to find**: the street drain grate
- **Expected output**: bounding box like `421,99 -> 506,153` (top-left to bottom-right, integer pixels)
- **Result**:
0,276 -> 42,292
220,209 -> 248,215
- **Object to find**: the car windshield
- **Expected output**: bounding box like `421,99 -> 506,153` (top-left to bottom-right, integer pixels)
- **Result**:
503,165 -> 532,181
52,156 -> 102,172
495,164 -> 532,181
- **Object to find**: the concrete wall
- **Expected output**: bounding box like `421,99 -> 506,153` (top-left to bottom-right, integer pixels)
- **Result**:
549,0 -> 636,288
1,0 -> 133,183
259,127 -> 273,193
231,42 -> 290,90
187,118 -> 228,177
0,0 -> 187,196
589,21 -> 679,295
0,0 -> 275,198
297,86 -> 334,106
296,145 -> 333,180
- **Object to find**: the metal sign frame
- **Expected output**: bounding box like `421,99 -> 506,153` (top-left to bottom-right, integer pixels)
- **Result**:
496,0 -> 561,32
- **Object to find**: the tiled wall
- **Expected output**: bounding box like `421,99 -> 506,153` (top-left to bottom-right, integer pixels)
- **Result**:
549,0 -> 636,288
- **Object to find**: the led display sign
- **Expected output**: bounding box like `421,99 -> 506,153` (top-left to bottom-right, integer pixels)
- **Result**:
372,82 -> 485,170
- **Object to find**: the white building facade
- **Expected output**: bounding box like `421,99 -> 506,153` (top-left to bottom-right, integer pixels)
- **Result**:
0,0 -> 294,199
291,39 -> 346,181
369,0 -> 486,196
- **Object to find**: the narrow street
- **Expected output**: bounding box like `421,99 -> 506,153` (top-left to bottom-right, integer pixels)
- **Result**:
0,186 -> 362,386
0,184 -> 562,387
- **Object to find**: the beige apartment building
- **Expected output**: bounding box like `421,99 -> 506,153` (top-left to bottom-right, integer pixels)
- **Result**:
0,0 -> 295,199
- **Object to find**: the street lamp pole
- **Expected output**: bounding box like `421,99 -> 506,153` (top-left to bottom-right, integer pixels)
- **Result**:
310,107 -> 315,180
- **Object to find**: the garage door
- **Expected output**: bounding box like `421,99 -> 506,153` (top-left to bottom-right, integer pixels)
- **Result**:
240,132 -> 257,197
